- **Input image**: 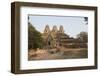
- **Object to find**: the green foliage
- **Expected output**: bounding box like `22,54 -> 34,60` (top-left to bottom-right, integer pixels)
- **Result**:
77,32 -> 88,42
84,17 -> 88,25
28,22 -> 43,49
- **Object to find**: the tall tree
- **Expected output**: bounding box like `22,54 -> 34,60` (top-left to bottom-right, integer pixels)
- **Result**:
28,22 -> 43,49
77,32 -> 88,42
84,17 -> 88,25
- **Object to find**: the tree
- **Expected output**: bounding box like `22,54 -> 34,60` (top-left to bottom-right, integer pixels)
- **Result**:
28,22 -> 43,49
84,17 -> 88,25
77,32 -> 88,42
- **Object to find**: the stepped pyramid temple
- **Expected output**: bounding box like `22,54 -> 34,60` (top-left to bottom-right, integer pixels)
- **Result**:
42,25 -> 87,49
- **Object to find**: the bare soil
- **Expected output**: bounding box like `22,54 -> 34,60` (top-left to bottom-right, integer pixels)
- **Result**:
28,48 -> 88,60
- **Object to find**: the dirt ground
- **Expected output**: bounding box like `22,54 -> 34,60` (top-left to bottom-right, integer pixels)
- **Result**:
28,47 -> 88,60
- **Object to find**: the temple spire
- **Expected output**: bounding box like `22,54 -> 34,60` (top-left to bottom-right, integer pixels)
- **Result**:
52,25 -> 58,33
59,25 -> 64,33
44,24 -> 50,33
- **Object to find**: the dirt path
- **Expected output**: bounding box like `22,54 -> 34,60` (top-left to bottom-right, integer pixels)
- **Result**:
28,48 -> 88,60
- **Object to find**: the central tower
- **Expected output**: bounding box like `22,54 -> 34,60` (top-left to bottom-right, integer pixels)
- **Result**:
52,25 -> 58,33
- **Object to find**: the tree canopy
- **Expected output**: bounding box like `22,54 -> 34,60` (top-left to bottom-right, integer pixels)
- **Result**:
77,32 -> 88,42
28,22 -> 43,49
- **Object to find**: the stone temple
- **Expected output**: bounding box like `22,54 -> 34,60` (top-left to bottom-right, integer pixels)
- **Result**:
42,25 -> 87,49
42,25 -> 67,49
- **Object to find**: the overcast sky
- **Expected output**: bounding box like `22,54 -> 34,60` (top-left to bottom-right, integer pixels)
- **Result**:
29,15 -> 88,38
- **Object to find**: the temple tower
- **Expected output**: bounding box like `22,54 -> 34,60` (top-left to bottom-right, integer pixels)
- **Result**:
44,25 -> 50,33
59,25 -> 64,33
52,25 -> 58,33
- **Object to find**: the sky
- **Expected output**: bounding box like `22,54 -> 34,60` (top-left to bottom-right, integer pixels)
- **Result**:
28,15 -> 88,38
